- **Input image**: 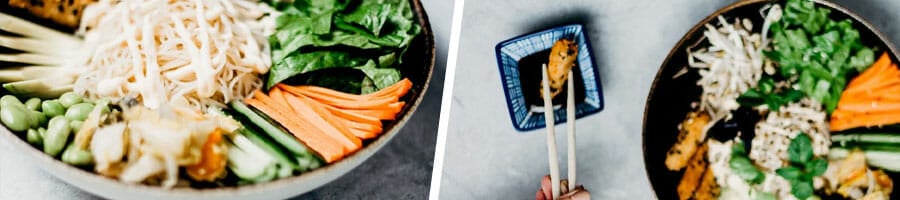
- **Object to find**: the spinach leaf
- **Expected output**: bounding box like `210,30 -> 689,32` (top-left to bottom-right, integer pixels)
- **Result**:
340,0 -> 395,36
360,77 -> 378,94
266,0 -> 420,93
267,50 -> 371,89
356,61 -> 401,89
294,68 -> 367,94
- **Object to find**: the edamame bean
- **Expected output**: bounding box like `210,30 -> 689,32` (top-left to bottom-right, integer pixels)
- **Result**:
43,116 -> 70,157
24,98 -> 41,111
38,127 -> 46,138
0,95 -> 23,110
26,129 -> 42,147
65,103 -> 94,121
41,100 -> 64,117
61,143 -> 93,166
30,110 -> 46,128
95,99 -> 111,115
70,120 -> 83,133
1,105 -> 31,132
59,92 -> 83,108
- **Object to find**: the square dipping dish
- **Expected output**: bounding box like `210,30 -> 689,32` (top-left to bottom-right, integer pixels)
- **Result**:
495,24 -> 604,131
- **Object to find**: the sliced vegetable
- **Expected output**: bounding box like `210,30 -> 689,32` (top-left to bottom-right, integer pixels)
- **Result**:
230,101 -> 311,157
243,78 -> 412,163
830,147 -> 900,172
226,133 -> 279,183
246,94 -> 345,163
279,90 -> 362,153
831,53 -> 900,131
238,126 -> 300,170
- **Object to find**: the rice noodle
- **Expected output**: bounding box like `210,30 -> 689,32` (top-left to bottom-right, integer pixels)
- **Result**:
73,0 -> 275,110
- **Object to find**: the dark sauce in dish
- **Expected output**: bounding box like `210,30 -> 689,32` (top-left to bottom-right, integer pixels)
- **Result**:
517,49 -> 586,108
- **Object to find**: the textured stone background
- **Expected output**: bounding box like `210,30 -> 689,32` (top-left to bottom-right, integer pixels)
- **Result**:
0,0 -> 452,199
437,0 -> 900,199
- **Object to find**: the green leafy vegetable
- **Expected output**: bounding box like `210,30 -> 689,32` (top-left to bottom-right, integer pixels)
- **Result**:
754,0 -> 876,112
777,133 -> 828,199
737,77 -> 804,110
730,156 -> 766,184
266,0 -> 421,92
789,180 -> 814,200
729,141 -> 766,184
788,134 -> 814,164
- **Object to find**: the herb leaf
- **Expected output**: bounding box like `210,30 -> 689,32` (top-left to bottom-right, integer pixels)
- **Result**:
790,179 -> 814,200
730,155 -> 765,184
737,77 -> 805,111
788,134 -> 814,164
776,166 -> 803,180
806,158 -> 828,176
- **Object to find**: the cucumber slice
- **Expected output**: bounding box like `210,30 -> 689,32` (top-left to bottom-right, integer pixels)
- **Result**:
230,101 -> 311,157
239,127 -> 299,169
830,147 -> 900,172
832,133 -> 900,145
227,135 -> 276,181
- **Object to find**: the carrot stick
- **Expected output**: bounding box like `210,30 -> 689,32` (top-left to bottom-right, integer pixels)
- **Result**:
267,88 -> 291,108
246,98 -> 344,163
348,120 -> 382,134
350,109 -> 398,120
290,94 -> 362,149
280,85 -> 398,102
848,53 -> 892,88
277,78 -> 411,102
321,104 -> 383,126
347,120 -> 381,139
832,52 -> 900,131
831,113 -> 900,131
849,64 -> 896,92
278,85 -> 397,110
282,94 -> 361,153
365,78 -> 412,98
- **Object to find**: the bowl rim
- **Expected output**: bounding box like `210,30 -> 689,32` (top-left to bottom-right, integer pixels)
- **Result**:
0,0 -> 436,199
494,23 -> 604,131
640,0 -> 900,198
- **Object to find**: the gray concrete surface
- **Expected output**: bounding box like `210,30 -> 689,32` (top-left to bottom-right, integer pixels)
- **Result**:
437,0 -> 900,199
0,0 -> 452,199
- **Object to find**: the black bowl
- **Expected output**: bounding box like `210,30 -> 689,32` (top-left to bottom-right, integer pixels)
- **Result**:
641,0 -> 899,199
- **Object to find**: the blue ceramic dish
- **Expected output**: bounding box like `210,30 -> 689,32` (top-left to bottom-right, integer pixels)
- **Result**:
495,24 -> 604,131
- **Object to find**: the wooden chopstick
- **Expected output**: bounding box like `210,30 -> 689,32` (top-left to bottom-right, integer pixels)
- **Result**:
566,69 -> 576,190
541,64 -> 561,199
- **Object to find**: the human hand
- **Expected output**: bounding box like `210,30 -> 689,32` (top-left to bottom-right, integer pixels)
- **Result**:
535,175 -> 590,200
